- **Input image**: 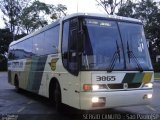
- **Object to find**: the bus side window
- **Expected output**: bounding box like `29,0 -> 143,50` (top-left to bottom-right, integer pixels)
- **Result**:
8,46 -> 14,60
68,20 -> 78,72
23,38 -> 33,58
44,26 -> 59,55
71,18 -> 80,75
62,21 -> 69,68
62,18 -> 79,76
33,33 -> 45,56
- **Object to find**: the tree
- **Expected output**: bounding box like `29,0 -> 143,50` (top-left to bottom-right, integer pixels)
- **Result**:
0,0 -> 31,38
0,28 -> 12,55
0,28 -> 12,71
117,0 -> 136,17
117,0 -> 160,72
95,0 -> 125,14
53,4 -> 67,18
0,54 -> 7,71
0,0 -> 67,35
19,1 -> 50,34
19,1 -> 67,34
117,0 -> 160,62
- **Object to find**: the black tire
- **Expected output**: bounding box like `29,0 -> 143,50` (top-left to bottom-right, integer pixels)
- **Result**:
54,82 -> 62,112
14,75 -> 19,92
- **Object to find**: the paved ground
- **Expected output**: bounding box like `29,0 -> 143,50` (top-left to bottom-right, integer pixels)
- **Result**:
0,72 -> 160,120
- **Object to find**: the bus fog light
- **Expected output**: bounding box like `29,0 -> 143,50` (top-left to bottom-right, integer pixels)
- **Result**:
92,85 -> 99,90
92,97 -> 99,103
143,94 -> 152,99
147,94 -> 152,99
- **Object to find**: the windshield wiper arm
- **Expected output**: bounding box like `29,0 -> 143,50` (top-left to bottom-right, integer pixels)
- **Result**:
127,41 -> 143,72
107,40 -> 120,73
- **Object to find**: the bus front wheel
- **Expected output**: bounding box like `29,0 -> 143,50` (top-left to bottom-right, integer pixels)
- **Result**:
54,82 -> 62,112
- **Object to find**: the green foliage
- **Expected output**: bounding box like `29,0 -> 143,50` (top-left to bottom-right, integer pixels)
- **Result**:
0,54 -> 7,71
152,62 -> 160,72
117,0 -> 160,63
96,0 -> 124,15
0,28 -> 12,71
0,0 -> 67,35
0,0 -> 31,35
117,0 -> 136,17
96,0 -> 160,70
54,4 -> 67,18
19,1 -> 67,34
0,28 -> 12,54
20,1 -> 50,34
0,28 -> 26,71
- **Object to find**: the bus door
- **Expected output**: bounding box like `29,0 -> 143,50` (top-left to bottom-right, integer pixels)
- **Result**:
61,18 -> 81,108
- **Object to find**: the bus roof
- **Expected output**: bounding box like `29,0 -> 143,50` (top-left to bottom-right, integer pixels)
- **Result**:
63,13 -> 141,23
10,13 -> 141,46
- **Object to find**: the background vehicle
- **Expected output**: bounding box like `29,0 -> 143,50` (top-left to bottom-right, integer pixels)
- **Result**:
8,13 -> 154,110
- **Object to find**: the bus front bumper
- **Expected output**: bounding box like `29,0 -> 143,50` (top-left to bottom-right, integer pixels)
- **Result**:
80,89 -> 153,110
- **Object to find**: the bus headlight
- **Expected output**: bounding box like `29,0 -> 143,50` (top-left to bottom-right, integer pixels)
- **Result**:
92,84 -> 107,90
143,94 -> 152,99
83,84 -> 107,91
92,85 -> 99,90
143,83 -> 153,88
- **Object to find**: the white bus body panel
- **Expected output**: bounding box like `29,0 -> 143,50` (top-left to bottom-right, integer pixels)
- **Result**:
80,89 -> 152,110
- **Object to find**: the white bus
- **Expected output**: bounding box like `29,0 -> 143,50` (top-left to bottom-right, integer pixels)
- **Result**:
8,13 -> 153,111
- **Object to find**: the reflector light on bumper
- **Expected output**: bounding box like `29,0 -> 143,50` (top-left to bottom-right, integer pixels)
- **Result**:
91,97 -> 106,107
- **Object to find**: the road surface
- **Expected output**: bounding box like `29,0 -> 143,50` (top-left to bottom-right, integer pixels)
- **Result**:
0,72 -> 160,120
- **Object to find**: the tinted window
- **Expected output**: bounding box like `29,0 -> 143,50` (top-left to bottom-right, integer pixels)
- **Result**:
62,21 -> 69,68
62,19 -> 79,75
82,19 -> 123,70
9,39 -> 33,60
68,19 -> 78,72
13,44 -> 19,59
118,22 -> 153,70
33,33 -> 45,56
9,25 -> 60,59
16,43 -> 23,59
44,26 -> 59,54
8,46 -> 14,60
23,38 -> 33,58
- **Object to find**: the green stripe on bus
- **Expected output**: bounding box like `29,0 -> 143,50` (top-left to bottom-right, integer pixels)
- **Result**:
27,56 -> 47,93
122,73 -> 135,83
132,73 -> 144,83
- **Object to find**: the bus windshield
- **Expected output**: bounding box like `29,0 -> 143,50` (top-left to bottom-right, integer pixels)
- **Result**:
81,18 -> 152,71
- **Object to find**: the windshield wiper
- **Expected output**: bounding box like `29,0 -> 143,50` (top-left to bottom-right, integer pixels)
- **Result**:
127,41 -> 143,72
107,40 -> 120,73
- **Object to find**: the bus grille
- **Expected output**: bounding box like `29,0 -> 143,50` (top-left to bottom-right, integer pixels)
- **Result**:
107,83 -> 141,89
